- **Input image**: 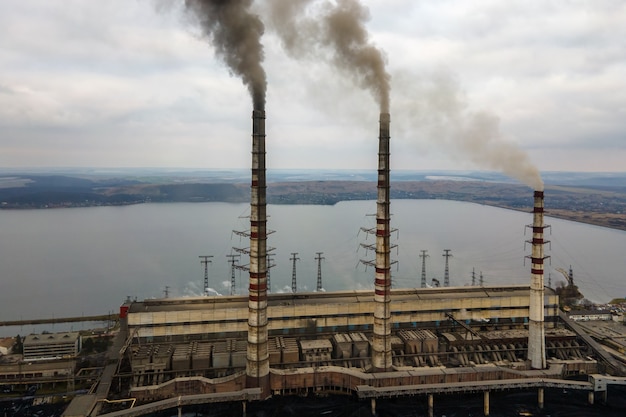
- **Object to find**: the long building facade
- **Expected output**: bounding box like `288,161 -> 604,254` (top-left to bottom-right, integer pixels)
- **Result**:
126,285 -> 558,342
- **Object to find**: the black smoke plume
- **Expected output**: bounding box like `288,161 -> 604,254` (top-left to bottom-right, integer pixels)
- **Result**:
185,0 -> 267,110
268,0 -> 390,113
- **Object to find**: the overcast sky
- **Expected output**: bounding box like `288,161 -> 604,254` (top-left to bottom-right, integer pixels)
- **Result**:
1,0 -> 624,174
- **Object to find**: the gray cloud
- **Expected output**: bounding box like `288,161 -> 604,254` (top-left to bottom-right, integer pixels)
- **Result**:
0,0 -> 623,173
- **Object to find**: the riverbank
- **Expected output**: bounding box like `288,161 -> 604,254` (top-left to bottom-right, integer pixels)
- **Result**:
2,173 -> 626,231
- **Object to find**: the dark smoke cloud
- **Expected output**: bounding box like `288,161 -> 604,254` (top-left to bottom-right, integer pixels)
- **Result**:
267,0 -> 541,189
184,0 -> 267,110
267,0 -> 390,113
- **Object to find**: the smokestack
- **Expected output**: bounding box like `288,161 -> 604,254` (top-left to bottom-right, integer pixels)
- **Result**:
247,110 -> 269,390
527,190 -> 547,369
372,112 -> 392,371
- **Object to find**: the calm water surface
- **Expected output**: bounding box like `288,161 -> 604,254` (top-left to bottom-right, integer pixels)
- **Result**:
1,200 -> 625,336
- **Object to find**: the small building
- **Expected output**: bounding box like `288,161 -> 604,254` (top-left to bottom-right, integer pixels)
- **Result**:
568,310 -> 612,322
0,338 -> 14,356
22,332 -> 81,361
299,339 -> 332,363
0,358 -> 75,388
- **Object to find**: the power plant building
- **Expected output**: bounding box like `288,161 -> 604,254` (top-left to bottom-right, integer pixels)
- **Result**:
116,109 -> 600,405
126,286 -> 559,343
73,103 -> 620,416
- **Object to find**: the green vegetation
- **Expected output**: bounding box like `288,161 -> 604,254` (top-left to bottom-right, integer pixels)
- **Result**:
81,336 -> 112,355
12,334 -> 22,354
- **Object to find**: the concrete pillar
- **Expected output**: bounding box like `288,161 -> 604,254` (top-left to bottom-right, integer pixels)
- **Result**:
588,391 -> 594,405
242,401 -> 247,417
370,398 -> 376,416
538,387 -> 544,409
601,390 -> 608,404
178,406 -> 182,417
484,391 -> 490,416
428,394 -> 434,417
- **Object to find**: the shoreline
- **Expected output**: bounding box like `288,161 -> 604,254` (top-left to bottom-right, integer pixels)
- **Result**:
3,195 -> 626,232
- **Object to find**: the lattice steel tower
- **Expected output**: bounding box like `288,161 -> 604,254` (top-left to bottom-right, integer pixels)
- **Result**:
315,252 -> 325,291
443,249 -> 452,287
226,254 -> 240,296
419,250 -> 429,288
199,255 -> 213,296
290,252 -> 300,293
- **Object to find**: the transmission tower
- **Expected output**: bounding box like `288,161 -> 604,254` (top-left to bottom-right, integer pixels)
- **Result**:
471,267 -> 476,286
232,221 -> 276,295
358,223 -> 398,287
266,253 -> 275,293
315,252 -> 325,292
199,255 -> 213,296
443,249 -> 452,287
479,271 -> 484,287
419,250 -> 429,288
568,265 -> 574,286
290,252 -> 300,293
163,286 -> 170,298
226,254 -> 240,295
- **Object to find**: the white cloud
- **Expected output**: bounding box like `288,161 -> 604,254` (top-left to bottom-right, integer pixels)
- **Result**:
0,0 -> 624,172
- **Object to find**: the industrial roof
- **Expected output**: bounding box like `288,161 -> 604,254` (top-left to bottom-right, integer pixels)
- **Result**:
23,331 -> 80,345
129,285 -> 544,314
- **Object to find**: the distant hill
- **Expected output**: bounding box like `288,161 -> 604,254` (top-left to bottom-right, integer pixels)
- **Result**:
1,169 -> 625,230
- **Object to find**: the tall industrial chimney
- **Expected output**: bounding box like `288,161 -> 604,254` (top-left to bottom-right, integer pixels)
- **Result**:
247,110 -> 269,390
527,190 -> 547,369
372,113 -> 392,371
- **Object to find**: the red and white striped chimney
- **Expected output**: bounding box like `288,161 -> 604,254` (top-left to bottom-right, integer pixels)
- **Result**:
527,190 -> 547,369
247,110 -> 269,389
372,112 -> 392,371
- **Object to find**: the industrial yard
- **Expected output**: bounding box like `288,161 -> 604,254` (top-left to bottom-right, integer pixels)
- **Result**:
0,108 -> 621,417
65,285 -> 622,416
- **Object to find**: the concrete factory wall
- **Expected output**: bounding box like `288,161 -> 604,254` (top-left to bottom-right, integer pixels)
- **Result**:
127,286 -> 558,341
128,360 -> 598,402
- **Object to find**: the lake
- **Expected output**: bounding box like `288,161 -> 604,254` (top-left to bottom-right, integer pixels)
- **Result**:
1,199 -> 625,337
